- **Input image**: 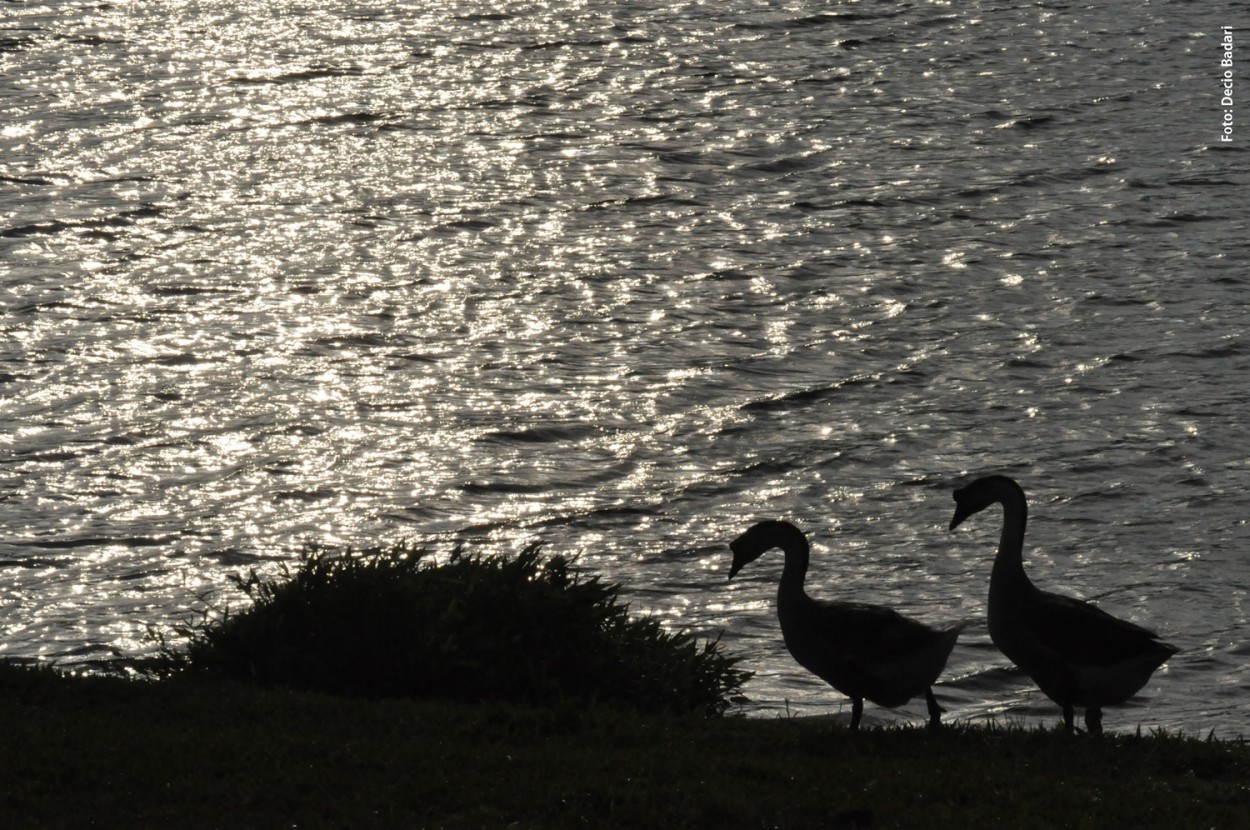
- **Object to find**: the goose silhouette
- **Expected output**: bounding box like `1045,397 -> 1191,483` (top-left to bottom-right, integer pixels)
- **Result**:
949,474 -> 1178,735
729,520 -> 962,730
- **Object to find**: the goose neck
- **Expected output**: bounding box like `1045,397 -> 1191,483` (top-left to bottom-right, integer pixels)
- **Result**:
772,527 -> 811,592
990,484 -> 1030,584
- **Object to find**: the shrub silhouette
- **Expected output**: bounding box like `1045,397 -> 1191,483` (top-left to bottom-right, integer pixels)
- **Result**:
169,542 -> 750,714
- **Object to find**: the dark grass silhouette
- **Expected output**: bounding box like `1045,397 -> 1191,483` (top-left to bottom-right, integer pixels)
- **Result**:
164,542 -> 750,715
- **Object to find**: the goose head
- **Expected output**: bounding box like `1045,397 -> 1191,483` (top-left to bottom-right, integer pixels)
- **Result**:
728,520 -> 806,580
949,474 -> 1023,530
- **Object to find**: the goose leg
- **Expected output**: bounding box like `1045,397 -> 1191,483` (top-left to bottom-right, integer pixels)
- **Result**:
1084,707 -> 1103,736
850,697 -> 864,731
1062,704 -> 1076,735
924,688 -> 944,729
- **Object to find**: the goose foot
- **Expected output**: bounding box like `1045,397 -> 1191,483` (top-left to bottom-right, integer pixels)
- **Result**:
1062,704 -> 1077,735
1084,707 -> 1103,736
850,698 -> 864,731
924,688 -> 944,730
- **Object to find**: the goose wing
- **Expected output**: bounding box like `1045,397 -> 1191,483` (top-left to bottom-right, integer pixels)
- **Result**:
1023,590 -> 1174,667
812,600 -> 944,662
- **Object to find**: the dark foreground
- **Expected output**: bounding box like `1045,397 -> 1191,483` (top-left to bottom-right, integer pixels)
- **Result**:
1,665 -> 1245,829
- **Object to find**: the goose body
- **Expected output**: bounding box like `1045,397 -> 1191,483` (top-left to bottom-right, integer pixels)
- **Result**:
949,475 -> 1178,734
729,520 -> 962,729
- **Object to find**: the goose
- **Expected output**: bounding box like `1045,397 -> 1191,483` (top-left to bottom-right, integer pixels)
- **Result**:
948,474 -> 1178,735
729,520 -> 963,730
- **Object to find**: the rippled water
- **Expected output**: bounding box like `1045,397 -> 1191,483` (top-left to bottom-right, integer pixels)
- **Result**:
2,0 -> 1248,735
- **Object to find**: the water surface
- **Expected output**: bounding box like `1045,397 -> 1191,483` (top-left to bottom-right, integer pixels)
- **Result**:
1,0 -> 1248,734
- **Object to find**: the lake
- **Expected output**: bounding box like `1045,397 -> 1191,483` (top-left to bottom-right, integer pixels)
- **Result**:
1,0 -> 1247,735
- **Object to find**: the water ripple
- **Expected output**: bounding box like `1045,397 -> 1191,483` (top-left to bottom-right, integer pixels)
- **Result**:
0,0 -> 1246,736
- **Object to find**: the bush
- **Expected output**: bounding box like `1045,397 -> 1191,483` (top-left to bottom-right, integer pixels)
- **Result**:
165,542 -> 750,715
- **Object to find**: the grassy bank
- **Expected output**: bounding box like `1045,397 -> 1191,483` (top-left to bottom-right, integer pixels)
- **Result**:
1,664 -> 1246,829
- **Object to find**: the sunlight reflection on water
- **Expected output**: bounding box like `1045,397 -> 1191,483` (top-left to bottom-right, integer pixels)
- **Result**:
1,0 -> 1247,735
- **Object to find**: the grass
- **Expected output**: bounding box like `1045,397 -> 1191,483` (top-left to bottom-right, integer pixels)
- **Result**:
160,542 -> 750,715
1,663 -> 1247,829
